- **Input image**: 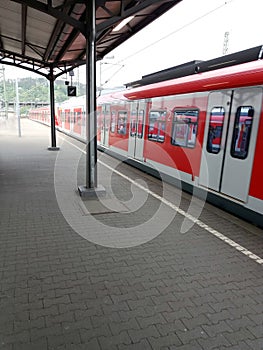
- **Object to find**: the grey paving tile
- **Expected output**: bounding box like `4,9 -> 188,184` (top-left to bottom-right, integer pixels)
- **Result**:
0,119 -> 263,350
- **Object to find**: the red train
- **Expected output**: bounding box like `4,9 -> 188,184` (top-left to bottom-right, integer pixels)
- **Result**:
29,46 -> 263,228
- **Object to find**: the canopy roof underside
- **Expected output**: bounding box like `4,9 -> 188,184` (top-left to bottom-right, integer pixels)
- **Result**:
0,0 -> 182,78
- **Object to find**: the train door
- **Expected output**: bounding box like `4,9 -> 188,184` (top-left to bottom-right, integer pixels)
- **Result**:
64,109 -> 70,130
100,104 -> 110,147
73,108 -> 81,135
128,101 -> 145,160
97,106 -> 102,143
199,88 -> 262,202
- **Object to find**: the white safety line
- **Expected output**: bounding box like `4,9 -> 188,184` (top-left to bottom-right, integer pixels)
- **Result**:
59,135 -> 263,265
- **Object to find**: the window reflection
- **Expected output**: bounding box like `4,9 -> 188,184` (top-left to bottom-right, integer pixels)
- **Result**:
231,106 -> 254,159
148,110 -> 166,143
171,110 -> 199,148
206,107 -> 225,154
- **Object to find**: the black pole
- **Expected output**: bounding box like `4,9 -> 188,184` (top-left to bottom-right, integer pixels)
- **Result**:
78,1 -> 105,196
48,67 -> 59,151
86,0 -> 97,188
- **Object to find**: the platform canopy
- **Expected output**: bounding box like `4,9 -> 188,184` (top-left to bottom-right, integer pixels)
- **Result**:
0,0 -> 182,79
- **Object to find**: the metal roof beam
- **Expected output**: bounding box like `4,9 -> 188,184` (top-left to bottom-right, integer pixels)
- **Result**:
0,48 -> 47,67
0,35 -> 4,50
11,0 -> 85,35
54,0 -> 107,11
53,11 -> 86,62
26,43 -> 46,58
96,0 -> 164,33
0,0 -> 181,80
54,30 -> 80,62
44,0 -> 77,61
44,21 -> 65,61
21,4 -> 27,56
96,0 -> 182,56
0,47 -> 85,79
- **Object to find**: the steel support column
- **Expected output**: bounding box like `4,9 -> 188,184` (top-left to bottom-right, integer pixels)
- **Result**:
48,67 -> 60,151
86,0 -> 96,188
78,1 -> 105,197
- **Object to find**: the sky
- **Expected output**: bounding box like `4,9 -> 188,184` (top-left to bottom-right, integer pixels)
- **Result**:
98,0 -> 263,88
2,0 -> 263,89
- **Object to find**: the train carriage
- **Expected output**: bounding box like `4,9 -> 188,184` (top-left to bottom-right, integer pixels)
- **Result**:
29,106 -> 51,125
28,46 -> 263,228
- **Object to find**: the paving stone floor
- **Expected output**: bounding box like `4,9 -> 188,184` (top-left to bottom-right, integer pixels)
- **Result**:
0,118 -> 263,350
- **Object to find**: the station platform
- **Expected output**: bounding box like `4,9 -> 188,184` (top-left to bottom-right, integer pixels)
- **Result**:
0,117 -> 263,350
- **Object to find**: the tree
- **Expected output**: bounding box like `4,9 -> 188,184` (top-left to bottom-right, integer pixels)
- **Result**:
1,76 -> 86,113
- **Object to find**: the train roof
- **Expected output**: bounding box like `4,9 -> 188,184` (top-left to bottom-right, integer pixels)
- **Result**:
122,56 -> 263,100
97,88 -> 129,105
60,45 -> 263,106
58,95 -> 86,109
125,45 -> 263,88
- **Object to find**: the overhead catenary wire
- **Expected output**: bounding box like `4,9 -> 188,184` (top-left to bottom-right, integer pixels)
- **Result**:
106,0 -> 234,69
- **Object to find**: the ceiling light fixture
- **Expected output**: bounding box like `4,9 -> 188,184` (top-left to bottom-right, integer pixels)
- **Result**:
112,16 -> 135,32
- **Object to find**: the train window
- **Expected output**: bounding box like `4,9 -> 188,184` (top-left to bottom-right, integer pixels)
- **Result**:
231,106 -> 254,159
137,110 -> 144,139
76,111 -> 82,125
117,111 -> 127,135
82,110 -> 86,126
171,109 -> 199,148
105,115 -> 110,131
148,110 -> 166,143
206,107 -> 225,154
130,110 -> 137,137
110,111 -> 116,133
65,110 -> 70,123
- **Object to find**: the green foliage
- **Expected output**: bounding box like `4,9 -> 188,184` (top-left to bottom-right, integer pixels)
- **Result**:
0,77 -> 86,113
